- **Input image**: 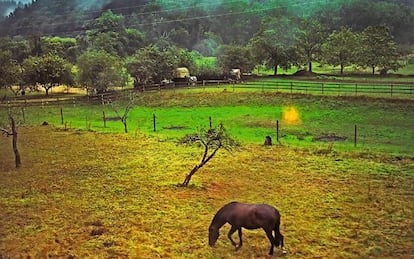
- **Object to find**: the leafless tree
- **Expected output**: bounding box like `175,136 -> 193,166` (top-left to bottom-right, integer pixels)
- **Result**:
105,93 -> 135,133
1,112 -> 21,168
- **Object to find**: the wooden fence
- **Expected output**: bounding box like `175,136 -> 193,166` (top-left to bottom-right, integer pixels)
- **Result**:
1,79 -> 413,108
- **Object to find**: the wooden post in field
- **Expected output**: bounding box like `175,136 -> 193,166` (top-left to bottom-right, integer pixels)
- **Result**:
103,111 -> 106,128
321,83 -> 324,95
354,124 -> 357,147
276,120 -> 280,143
355,84 -> 358,96
153,113 -> 156,132
390,84 -> 393,97
209,116 -> 212,129
21,107 -> 25,124
60,108 -> 64,125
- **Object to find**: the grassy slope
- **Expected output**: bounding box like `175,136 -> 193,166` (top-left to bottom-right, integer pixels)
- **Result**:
11,90 -> 414,156
0,126 -> 413,258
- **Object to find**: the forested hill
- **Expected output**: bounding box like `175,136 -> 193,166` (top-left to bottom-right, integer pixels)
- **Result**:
0,0 -> 413,46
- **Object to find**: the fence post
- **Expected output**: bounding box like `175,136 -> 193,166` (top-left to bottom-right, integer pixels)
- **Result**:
322,83 -> 324,95
209,116 -> 212,129
390,84 -> 393,97
276,120 -> 279,143
290,82 -> 293,94
103,111 -> 106,128
153,113 -> 156,132
355,84 -> 358,96
354,124 -> 357,147
60,108 -> 64,125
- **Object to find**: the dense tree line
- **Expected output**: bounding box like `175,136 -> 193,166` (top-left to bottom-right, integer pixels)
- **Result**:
0,1 -> 411,96
0,0 -> 413,45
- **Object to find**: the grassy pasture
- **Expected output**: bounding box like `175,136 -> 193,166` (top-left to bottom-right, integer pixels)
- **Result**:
4,90 -> 414,156
0,126 -> 413,258
0,86 -> 413,258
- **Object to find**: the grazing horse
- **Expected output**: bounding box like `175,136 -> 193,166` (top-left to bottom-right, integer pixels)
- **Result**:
208,201 -> 285,256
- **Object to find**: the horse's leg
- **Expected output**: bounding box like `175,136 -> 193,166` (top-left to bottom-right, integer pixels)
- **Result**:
236,228 -> 243,250
264,229 -> 275,255
280,233 -> 287,254
227,225 -> 238,248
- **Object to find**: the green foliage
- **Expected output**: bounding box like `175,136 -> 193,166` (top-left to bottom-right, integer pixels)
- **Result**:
296,19 -> 329,72
191,52 -> 221,79
218,44 -> 255,74
356,25 -> 402,74
249,17 -> 299,75
83,10 -> 146,57
22,54 -> 74,95
76,50 -> 125,93
321,27 -> 359,74
0,50 -> 20,91
40,36 -> 78,62
0,37 -> 30,63
180,124 -> 238,152
126,44 -> 194,85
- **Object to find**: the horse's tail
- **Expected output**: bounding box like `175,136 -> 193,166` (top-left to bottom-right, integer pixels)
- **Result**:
274,211 -> 284,248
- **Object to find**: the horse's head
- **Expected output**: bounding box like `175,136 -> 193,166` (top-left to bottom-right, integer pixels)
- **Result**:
208,226 -> 219,247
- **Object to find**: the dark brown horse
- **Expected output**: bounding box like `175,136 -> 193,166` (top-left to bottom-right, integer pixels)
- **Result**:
208,201 -> 285,256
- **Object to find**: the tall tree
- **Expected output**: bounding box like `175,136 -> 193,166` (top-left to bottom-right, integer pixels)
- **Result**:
77,50 -> 126,94
0,37 -> 30,63
296,19 -> 328,73
249,17 -> 299,76
22,54 -> 74,95
40,36 -> 78,63
321,27 -> 358,75
356,25 -> 402,75
126,45 -> 194,85
0,50 -> 21,94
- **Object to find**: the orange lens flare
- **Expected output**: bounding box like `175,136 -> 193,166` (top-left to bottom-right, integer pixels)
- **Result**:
282,106 -> 301,125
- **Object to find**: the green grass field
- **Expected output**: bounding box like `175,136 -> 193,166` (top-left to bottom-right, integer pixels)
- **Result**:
4,90 -> 413,156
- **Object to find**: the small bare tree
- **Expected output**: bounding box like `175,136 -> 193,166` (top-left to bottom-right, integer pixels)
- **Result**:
105,93 -> 135,133
111,101 -> 134,133
1,112 -> 21,168
179,124 -> 238,187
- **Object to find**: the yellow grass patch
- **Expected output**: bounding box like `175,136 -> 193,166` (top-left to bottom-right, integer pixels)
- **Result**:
0,126 -> 413,258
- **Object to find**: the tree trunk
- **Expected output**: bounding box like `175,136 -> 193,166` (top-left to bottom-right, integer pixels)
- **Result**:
340,64 -> 344,75
372,66 -> 375,75
10,116 -> 21,168
180,145 -> 220,187
122,120 -> 128,133
273,64 -> 278,76
308,62 -> 312,73
181,164 -> 201,187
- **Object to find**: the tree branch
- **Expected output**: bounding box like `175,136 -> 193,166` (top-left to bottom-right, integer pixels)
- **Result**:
0,127 -> 12,136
